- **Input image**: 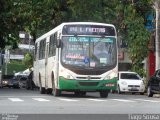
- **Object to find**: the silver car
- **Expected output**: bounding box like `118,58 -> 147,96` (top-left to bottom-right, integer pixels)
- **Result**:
19,77 -> 27,89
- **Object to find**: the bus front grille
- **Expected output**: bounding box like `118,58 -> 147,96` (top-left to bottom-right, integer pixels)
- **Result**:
76,77 -> 101,80
79,82 -> 99,86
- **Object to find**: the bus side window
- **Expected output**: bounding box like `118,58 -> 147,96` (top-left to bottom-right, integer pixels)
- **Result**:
39,39 -> 46,60
49,34 -> 56,57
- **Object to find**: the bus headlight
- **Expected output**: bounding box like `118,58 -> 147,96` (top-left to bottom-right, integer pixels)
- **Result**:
62,73 -> 74,80
60,69 -> 74,80
104,72 -> 117,80
104,75 -> 111,80
66,75 -> 71,79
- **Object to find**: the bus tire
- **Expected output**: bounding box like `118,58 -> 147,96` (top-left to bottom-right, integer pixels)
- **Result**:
53,88 -> 61,96
74,91 -> 86,96
80,91 -> 86,96
46,88 -> 52,94
40,87 -> 45,94
39,74 -> 45,94
99,90 -> 108,98
52,73 -> 61,96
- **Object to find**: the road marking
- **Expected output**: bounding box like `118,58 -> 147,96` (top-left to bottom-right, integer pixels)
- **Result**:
134,99 -> 160,103
88,99 -> 107,102
8,98 -> 24,102
111,99 -> 135,102
58,98 -> 79,102
0,96 -> 49,98
32,98 -> 50,102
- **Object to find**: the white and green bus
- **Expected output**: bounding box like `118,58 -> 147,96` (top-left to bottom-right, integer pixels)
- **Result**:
33,22 -> 118,98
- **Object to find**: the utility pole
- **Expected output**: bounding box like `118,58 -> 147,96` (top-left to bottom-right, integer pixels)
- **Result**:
154,0 -> 160,70
5,49 -> 10,75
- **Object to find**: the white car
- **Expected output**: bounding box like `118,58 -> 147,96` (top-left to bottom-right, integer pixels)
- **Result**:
117,71 -> 145,95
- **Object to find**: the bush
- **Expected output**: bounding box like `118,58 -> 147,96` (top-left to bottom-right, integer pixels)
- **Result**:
2,61 -> 27,75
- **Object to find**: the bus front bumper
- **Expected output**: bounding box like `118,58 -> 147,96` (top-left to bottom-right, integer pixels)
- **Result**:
59,77 -> 117,91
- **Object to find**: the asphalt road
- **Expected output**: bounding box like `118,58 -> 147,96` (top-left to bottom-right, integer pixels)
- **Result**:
0,88 -> 160,120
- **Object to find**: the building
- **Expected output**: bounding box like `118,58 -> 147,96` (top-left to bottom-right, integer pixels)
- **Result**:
2,32 -> 35,75
4,31 -> 35,61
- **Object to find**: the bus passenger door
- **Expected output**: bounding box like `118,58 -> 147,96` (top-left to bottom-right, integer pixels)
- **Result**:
33,43 -> 39,87
45,42 -> 49,89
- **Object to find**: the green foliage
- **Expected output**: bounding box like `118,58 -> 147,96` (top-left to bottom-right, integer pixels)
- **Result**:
0,0 -> 20,49
131,64 -> 147,78
67,0 -> 104,22
121,2 -> 151,76
12,0 -> 55,40
126,17 -> 150,64
2,61 -> 27,75
23,53 -> 33,70
0,0 -> 153,76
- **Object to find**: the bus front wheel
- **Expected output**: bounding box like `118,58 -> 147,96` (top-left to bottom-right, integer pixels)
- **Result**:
52,88 -> 61,96
52,73 -> 61,96
74,91 -> 86,96
99,91 -> 109,98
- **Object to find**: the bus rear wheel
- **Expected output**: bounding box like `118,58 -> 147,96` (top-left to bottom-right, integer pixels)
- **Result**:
39,75 -> 45,94
46,88 -> 52,94
40,86 -> 45,94
99,91 -> 108,98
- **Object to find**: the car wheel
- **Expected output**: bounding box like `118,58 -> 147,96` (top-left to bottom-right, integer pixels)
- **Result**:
147,86 -> 153,97
140,92 -> 144,95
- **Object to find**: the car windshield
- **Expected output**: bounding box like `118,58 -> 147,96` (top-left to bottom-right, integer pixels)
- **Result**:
61,36 -> 117,69
20,77 -> 27,81
120,73 -> 141,80
11,79 -> 17,81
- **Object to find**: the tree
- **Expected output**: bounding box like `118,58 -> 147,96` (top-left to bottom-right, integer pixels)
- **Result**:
120,1 -> 152,76
43,0 -> 153,75
0,0 -> 20,49
100,0 -> 152,76
0,0 -> 153,76
23,53 -> 33,70
13,0 -> 56,42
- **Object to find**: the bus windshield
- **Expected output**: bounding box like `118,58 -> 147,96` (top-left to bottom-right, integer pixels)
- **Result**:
61,36 -> 117,69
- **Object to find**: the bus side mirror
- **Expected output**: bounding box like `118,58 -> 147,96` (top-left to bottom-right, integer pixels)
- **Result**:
56,38 -> 61,48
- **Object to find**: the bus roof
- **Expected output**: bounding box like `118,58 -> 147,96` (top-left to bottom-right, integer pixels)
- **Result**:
35,22 -> 116,43
61,22 -> 115,27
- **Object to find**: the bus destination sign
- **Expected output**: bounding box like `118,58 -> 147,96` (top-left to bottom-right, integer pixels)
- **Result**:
62,25 -> 115,36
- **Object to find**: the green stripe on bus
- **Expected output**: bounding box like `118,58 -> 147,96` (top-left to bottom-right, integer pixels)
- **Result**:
59,76 -> 117,91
